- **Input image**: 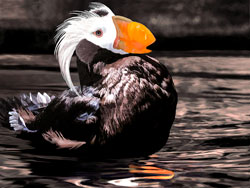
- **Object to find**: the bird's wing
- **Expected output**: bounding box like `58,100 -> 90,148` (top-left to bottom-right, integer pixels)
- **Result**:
33,87 -> 99,149
98,55 -> 177,138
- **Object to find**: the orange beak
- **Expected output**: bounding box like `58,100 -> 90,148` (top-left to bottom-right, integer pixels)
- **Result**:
112,16 -> 156,54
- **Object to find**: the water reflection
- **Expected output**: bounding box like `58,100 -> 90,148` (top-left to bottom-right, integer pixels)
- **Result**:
66,178 -> 97,188
129,164 -> 174,179
108,163 -> 174,187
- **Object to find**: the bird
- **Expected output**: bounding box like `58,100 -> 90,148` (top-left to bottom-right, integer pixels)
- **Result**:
0,2 -> 177,157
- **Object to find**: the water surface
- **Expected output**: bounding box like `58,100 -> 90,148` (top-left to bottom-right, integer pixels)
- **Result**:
0,52 -> 249,187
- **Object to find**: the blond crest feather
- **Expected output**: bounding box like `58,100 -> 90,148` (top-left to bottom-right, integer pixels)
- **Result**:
54,2 -> 114,94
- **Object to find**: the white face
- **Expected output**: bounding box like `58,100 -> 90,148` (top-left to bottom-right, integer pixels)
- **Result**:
84,16 -> 127,55
55,3 -> 127,94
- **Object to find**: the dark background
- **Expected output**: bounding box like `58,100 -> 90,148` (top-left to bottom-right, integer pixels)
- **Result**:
0,0 -> 249,53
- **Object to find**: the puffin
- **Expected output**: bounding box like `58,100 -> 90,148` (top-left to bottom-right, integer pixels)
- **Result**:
0,2 -> 177,157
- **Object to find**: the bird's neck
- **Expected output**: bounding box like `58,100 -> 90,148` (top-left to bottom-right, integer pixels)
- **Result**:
75,39 -> 128,88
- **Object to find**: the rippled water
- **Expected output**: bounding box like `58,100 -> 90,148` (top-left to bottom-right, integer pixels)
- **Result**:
0,52 -> 249,187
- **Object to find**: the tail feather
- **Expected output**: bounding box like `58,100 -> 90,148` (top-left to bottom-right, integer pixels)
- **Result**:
0,97 -> 22,128
0,92 -> 54,132
8,109 -> 37,133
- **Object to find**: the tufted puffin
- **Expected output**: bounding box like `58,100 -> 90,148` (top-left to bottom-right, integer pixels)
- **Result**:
0,2 -> 177,157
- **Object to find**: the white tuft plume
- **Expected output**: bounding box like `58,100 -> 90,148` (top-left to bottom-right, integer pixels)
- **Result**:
54,2 -> 115,95
89,2 -> 114,15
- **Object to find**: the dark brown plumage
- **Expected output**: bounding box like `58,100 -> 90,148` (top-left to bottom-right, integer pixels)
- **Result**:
0,39 -> 177,157
45,39 -> 177,156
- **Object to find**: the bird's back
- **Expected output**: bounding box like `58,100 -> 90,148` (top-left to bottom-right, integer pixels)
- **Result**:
90,55 -> 178,156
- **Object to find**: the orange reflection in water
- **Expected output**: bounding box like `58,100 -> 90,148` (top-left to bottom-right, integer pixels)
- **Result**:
129,164 -> 175,180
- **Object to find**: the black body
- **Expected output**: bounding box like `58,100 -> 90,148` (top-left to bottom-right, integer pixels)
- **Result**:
0,40 -> 177,157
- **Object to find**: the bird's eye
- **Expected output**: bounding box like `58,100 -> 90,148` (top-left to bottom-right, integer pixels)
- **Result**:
93,29 -> 103,37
